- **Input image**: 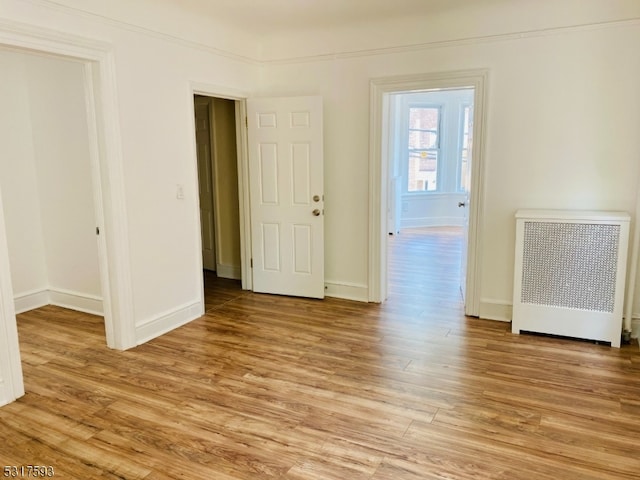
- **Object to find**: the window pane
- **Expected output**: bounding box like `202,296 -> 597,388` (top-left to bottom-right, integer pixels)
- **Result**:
408,129 -> 437,149
409,107 -> 439,132
407,107 -> 440,193
459,105 -> 473,191
408,150 -> 438,192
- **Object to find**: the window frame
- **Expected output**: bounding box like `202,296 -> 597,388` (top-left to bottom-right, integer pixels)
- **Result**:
404,103 -> 443,194
457,103 -> 473,193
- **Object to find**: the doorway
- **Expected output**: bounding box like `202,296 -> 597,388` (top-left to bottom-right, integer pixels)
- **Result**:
387,89 -> 473,231
0,22 -> 136,406
0,50 -> 103,314
387,227 -> 464,319
190,91 -> 327,305
368,70 -> 488,316
192,94 -> 243,308
386,88 -> 473,308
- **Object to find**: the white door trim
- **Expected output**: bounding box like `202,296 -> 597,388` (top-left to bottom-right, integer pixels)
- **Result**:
0,193 -> 24,405
188,83 -> 251,302
368,69 -> 489,316
86,54 -> 139,349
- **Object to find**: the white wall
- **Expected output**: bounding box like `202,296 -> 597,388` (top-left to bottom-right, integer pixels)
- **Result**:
0,52 -> 48,298
259,17 -> 640,316
26,54 -> 102,308
110,31 -> 256,332
0,50 -> 101,313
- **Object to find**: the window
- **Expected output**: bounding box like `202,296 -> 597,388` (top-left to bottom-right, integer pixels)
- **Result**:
394,90 -> 474,196
407,106 -> 440,192
459,104 -> 473,191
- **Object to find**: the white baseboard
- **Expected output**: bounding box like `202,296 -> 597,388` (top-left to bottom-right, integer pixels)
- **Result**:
14,288 -> 50,314
14,288 -> 103,316
216,263 -> 241,280
479,302 -> 639,340
49,288 -> 103,316
135,301 -> 203,346
479,299 -> 512,322
324,281 -> 368,302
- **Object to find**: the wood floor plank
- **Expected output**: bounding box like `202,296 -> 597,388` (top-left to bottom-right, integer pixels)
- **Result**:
2,227 -> 639,479
401,421 -> 618,480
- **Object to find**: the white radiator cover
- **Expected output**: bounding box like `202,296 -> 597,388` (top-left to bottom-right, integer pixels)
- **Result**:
512,210 -> 630,348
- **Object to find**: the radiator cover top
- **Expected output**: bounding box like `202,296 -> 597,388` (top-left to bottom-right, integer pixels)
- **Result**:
521,221 -> 620,313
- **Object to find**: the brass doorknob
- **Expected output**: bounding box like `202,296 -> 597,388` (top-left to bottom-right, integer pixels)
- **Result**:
312,209 -> 321,216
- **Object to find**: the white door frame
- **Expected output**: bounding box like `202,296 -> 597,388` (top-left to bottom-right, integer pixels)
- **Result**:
188,82 -> 252,307
0,193 -> 24,405
368,69 -> 489,316
0,19 -> 136,400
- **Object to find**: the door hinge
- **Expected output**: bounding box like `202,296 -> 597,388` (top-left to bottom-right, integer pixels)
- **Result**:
250,258 -> 253,268
245,116 -> 248,128
96,227 -> 100,235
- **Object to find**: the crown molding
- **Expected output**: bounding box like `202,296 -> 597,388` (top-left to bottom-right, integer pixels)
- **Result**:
0,16 -> 110,59
23,0 -> 260,65
8,2 -> 640,66
261,17 -> 640,65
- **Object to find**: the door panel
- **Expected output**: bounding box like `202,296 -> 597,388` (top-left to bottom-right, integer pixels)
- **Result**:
248,96 -> 324,298
261,223 -> 280,271
293,224 -> 312,274
292,144 -> 311,205
259,144 -> 279,204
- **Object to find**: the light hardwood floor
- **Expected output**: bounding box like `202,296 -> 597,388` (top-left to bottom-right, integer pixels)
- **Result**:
1,227 -> 639,479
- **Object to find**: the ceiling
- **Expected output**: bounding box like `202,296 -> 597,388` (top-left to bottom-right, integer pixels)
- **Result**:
161,0 -> 506,35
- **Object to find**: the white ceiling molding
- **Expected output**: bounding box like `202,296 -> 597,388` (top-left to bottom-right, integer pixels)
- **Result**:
18,0 -> 640,64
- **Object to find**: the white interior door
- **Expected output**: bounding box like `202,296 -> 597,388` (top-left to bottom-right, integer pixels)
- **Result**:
195,97 -> 216,271
459,194 -> 470,302
247,96 -> 324,299
459,103 -> 474,304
